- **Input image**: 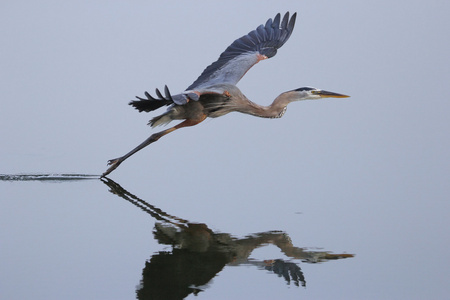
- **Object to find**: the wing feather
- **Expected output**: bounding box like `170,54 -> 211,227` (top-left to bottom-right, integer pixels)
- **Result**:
187,12 -> 297,90
132,12 -> 298,110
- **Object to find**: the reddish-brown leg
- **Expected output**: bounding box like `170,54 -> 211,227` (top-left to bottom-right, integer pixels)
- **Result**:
102,116 -> 206,177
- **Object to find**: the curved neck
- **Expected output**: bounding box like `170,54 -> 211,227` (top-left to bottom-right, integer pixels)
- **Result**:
238,93 -> 291,119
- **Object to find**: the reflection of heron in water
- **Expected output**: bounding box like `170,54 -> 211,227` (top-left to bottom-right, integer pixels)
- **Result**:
101,178 -> 354,299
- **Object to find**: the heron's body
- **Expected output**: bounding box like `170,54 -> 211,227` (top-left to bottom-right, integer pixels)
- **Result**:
150,84 -> 240,126
102,12 -> 349,177
149,84 -> 291,127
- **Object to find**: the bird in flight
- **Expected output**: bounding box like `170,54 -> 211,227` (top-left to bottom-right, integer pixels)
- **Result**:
102,12 -> 349,177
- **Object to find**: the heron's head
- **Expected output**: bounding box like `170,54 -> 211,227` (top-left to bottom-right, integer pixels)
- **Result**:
291,87 -> 350,101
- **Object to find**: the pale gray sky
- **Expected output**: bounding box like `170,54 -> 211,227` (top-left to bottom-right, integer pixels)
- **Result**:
1,1 -> 449,299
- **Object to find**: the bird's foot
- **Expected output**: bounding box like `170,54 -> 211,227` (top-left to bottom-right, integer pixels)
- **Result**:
107,158 -> 120,166
101,158 -> 122,178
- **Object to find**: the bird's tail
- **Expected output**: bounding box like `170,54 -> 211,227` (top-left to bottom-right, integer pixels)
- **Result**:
148,113 -> 173,127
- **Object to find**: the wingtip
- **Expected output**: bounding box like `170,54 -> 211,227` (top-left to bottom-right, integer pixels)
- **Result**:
282,12 -> 297,22
164,85 -> 173,100
289,12 -> 297,29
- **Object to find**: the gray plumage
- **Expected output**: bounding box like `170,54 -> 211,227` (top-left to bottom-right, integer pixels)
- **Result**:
187,12 -> 296,91
102,12 -> 349,177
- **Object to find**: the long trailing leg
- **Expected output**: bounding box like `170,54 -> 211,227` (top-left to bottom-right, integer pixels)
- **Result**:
101,116 -> 206,177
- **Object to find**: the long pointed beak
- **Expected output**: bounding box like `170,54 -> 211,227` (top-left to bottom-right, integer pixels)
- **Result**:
315,90 -> 350,98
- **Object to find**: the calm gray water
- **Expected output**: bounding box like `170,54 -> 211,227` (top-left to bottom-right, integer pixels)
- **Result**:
1,171 -> 448,299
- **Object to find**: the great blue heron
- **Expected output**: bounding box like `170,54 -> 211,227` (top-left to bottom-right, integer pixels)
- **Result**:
102,12 -> 349,177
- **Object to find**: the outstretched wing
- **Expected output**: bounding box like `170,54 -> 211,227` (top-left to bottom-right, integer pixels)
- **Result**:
130,12 -> 297,110
186,12 -> 297,91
